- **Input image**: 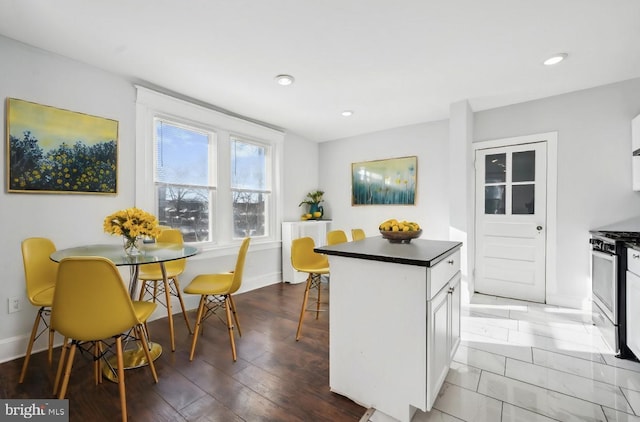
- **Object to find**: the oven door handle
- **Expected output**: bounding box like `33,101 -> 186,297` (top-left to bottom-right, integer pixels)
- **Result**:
592,249 -> 616,260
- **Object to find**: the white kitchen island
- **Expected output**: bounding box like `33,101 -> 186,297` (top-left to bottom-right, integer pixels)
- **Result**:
315,237 -> 462,422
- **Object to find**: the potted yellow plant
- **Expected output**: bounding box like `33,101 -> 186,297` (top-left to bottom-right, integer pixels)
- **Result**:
298,190 -> 324,219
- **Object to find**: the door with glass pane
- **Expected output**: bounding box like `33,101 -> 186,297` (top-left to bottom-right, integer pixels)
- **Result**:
475,142 -> 547,302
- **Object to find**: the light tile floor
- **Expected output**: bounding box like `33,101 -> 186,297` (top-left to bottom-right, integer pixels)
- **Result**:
368,292 -> 640,422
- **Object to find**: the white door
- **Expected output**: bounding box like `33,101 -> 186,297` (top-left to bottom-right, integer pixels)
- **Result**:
475,142 -> 547,302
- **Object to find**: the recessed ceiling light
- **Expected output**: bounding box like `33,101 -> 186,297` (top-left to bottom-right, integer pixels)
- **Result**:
341,110 -> 354,117
275,74 -> 295,86
543,53 -> 568,66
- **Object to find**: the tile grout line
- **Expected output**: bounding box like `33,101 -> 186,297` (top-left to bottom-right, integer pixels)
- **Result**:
499,357 -> 638,417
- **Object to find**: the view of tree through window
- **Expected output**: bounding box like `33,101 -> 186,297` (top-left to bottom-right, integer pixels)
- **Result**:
155,120 -> 214,242
231,138 -> 270,238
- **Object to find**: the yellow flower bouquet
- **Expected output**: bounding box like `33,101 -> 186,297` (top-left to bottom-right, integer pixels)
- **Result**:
103,207 -> 161,255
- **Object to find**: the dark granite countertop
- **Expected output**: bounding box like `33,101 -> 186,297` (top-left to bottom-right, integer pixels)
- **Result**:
315,236 -> 462,267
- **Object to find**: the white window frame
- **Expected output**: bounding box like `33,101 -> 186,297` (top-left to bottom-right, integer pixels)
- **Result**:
154,117 -> 217,241
230,135 -> 272,239
135,86 -> 283,251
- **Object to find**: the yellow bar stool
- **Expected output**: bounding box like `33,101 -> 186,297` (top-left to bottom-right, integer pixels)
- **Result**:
351,228 -> 366,241
184,237 -> 251,362
291,237 -> 330,341
138,228 -> 192,352
327,229 -> 348,245
19,237 -> 58,384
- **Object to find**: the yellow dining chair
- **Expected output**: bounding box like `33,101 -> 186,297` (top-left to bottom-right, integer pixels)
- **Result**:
291,237 -> 330,341
351,228 -> 366,241
137,228 -> 192,352
19,237 -> 58,384
51,256 -> 158,422
327,229 -> 348,245
184,237 -> 251,362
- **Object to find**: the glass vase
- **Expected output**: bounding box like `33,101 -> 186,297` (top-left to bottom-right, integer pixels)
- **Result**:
123,236 -> 142,256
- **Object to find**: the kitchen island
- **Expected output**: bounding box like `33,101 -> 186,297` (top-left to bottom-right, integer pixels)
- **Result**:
315,237 -> 462,422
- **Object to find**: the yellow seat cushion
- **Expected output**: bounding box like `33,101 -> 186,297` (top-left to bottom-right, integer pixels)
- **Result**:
184,273 -> 234,295
132,301 -> 157,323
138,264 -> 182,280
31,285 -> 55,307
295,264 -> 330,274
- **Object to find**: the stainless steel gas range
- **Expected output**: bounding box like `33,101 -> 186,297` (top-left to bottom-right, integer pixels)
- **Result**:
590,217 -> 640,360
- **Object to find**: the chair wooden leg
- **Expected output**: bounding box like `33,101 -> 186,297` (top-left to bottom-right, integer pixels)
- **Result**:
48,327 -> 55,365
58,342 -> 77,399
136,325 -> 158,383
115,336 -> 127,422
138,280 -> 146,301
93,341 -> 101,385
19,308 -> 45,383
152,281 -> 159,303
172,277 -> 193,334
53,337 -> 69,395
163,277 -> 176,352
224,296 -> 237,361
228,295 -> 242,337
296,274 -> 313,341
189,296 -> 207,361
96,341 -> 103,384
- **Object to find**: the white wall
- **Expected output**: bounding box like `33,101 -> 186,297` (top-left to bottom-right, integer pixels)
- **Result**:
0,36 -> 318,363
318,120 -> 450,239
474,78 -> 640,308
283,131 -> 320,221
0,37 -> 138,362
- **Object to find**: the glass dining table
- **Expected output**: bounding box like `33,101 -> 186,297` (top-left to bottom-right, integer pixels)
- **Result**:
50,242 -> 198,381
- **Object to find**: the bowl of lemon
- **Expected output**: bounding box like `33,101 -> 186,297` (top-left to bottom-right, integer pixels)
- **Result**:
379,219 -> 422,243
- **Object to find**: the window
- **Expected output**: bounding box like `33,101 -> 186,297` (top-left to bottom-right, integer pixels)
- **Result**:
155,119 -> 215,242
231,138 -> 270,238
136,86 -> 283,248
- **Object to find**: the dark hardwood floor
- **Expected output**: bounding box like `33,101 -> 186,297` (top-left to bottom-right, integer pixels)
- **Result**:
1,282 -> 366,421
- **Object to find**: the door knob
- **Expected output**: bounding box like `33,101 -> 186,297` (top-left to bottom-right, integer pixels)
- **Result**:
536,225 -> 543,231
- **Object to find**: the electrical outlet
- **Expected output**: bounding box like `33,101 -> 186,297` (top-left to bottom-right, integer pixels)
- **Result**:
8,297 -> 21,313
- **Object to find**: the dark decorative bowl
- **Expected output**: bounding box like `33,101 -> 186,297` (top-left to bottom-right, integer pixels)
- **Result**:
380,229 -> 422,244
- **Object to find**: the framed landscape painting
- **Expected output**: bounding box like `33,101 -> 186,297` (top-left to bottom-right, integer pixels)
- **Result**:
352,156 -> 417,205
6,98 -> 118,194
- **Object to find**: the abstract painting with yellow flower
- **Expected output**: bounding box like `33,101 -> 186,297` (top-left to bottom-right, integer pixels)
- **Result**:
6,98 -> 118,194
351,156 -> 417,205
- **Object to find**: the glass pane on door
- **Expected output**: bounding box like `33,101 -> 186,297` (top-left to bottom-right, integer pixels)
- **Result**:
513,151 -> 535,182
512,184 -> 534,214
485,185 -> 505,214
485,154 -> 506,183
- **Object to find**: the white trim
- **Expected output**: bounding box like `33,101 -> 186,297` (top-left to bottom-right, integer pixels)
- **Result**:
472,132 -> 558,304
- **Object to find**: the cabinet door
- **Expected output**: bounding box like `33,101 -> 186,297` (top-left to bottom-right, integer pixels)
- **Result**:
427,284 -> 449,411
627,270 -> 640,357
449,272 -> 461,361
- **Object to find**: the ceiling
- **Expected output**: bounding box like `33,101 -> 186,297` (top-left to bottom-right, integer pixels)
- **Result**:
1,1 -> 639,142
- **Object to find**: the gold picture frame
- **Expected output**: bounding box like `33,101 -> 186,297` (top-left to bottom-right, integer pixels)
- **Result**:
352,156 -> 417,205
6,98 -> 118,194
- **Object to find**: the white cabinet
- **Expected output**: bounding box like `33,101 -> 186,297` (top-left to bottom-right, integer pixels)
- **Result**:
281,220 -> 331,283
427,271 -> 461,408
627,248 -> 640,357
322,239 -> 462,422
632,114 -> 640,190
